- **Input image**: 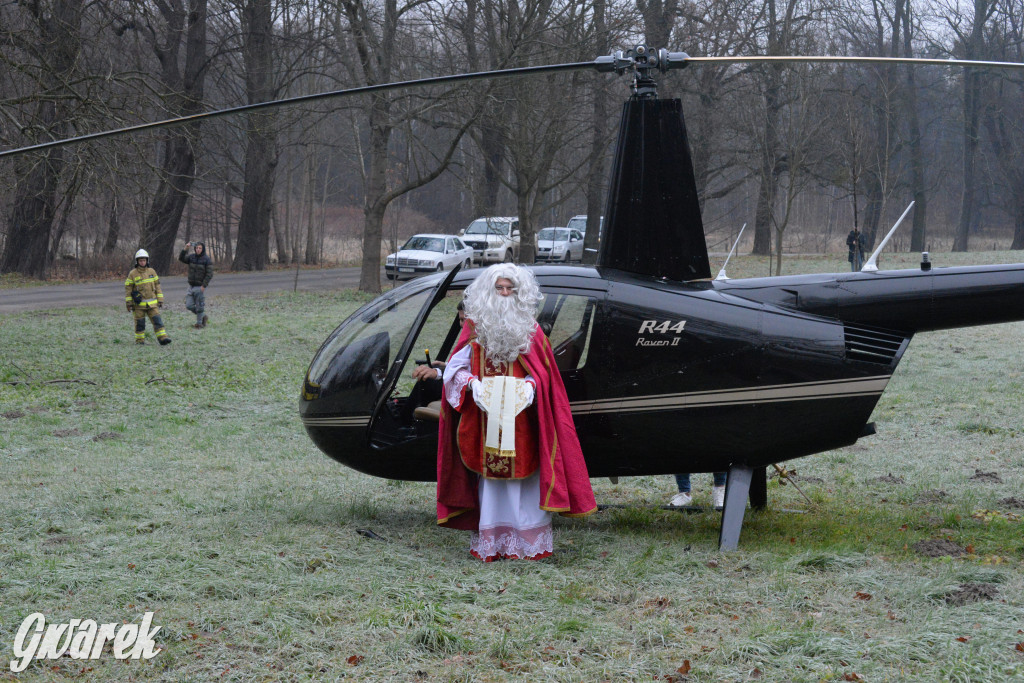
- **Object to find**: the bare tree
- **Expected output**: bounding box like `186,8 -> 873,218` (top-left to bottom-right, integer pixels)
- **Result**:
232,0 -> 277,270
0,0 -> 85,278
939,0 -> 998,251
982,0 -> 1024,248
336,0 -> 476,293
124,0 -> 210,274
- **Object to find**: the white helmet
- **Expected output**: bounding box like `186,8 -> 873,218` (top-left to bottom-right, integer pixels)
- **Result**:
135,249 -> 149,260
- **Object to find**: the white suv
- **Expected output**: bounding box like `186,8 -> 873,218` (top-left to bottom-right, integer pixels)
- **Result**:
460,217 -> 520,265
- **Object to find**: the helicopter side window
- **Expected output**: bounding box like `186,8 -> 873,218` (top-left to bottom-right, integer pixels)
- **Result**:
539,293 -> 596,371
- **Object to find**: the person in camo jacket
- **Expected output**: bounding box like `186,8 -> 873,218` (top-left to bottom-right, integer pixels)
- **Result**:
125,249 -> 171,345
178,241 -> 214,328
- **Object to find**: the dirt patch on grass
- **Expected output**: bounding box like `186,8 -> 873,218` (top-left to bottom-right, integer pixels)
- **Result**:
968,469 -> 1003,484
873,473 -> 906,485
92,432 -> 121,441
913,539 -> 966,557
3,410 -> 25,419
998,496 -> 1024,508
795,475 -> 824,484
52,428 -> 83,438
916,490 -> 949,504
944,583 -> 999,606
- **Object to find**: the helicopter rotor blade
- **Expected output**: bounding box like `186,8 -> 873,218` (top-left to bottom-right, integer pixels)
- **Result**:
680,55 -> 1024,70
3,51 -> 1021,160
0,60 -> 597,160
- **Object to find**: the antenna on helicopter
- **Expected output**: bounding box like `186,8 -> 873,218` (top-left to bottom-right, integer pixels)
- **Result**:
862,202 -> 915,272
715,224 -> 747,281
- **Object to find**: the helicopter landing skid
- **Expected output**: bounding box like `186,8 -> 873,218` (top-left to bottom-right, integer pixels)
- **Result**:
719,465 -> 768,551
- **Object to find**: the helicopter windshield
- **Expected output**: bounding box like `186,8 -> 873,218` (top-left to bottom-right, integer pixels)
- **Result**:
305,278 -> 440,407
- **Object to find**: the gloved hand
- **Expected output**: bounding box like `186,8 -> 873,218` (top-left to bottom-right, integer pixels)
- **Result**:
158,301 -> 163,308
470,378 -> 488,414
524,382 -> 535,407
126,303 -> 134,312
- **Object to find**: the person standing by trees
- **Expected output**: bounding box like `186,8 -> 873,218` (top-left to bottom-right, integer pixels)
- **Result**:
125,250 -> 171,345
847,227 -> 866,271
179,241 -> 214,328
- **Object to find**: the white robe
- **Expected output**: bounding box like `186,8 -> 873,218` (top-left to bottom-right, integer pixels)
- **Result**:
444,345 -> 553,560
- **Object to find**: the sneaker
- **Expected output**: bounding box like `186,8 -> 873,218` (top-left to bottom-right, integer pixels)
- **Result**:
158,336 -> 172,346
202,315 -> 208,327
668,491 -> 692,507
711,485 -> 726,510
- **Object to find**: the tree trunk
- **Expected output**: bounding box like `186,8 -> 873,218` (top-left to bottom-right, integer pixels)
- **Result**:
638,0 -> 679,47
144,125 -> 203,273
103,196 -> 121,254
862,173 -> 884,250
583,0 -> 608,264
751,65 -> 782,256
954,0 -> 992,252
1,146 -> 65,278
233,0 -> 277,271
222,182 -> 234,264
271,209 -> 287,264
1012,192 -> 1024,249
141,0 -> 208,274
358,95 -> 393,293
0,0 -> 83,278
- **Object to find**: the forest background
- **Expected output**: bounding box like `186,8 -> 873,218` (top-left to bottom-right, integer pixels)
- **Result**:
2,0 -> 1023,292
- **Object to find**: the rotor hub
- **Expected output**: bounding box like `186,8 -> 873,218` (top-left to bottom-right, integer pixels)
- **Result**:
594,44 -> 690,97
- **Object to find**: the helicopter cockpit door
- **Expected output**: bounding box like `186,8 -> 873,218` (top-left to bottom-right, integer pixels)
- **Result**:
366,265 -> 462,447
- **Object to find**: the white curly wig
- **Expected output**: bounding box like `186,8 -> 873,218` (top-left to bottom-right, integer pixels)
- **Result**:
463,263 -> 543,364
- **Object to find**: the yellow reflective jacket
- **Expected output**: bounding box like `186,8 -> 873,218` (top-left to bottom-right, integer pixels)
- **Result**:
125,267 -> 164,309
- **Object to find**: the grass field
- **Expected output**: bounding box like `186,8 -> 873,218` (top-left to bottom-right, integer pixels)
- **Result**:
2,254 -> 1024,681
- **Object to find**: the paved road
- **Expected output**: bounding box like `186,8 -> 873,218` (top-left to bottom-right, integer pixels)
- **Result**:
0,266 -> 374,314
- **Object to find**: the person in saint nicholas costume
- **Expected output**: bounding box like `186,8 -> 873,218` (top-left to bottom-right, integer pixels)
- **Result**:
436,263 -> 597,561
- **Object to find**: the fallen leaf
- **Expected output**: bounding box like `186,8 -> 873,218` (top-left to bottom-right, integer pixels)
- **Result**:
677,660 -> 691,675
966,544 -> 975,554
855,592 -> 872,601
347,655 -> 363,666
750,667 -> 762,678
706,560 -> 718,568
842,674 -> 864,682
898,524 -> 908,531
956,636 -> 970,643
1016,642 -> 1024,653
887,610 -> 896,620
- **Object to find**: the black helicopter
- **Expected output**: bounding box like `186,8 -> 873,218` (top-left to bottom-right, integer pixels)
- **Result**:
297,46 -> 1024,549
6,46 -> 1023,550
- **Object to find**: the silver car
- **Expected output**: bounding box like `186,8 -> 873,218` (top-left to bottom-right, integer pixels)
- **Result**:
534,227 -> 584,263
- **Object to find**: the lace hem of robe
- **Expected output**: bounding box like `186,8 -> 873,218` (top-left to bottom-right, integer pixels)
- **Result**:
469,523 -> 553,562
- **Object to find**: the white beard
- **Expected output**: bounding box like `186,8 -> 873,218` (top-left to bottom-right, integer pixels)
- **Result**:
472,293 -> 536,365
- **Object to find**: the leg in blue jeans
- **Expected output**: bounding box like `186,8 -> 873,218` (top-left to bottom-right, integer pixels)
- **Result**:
676,473 -> 727,492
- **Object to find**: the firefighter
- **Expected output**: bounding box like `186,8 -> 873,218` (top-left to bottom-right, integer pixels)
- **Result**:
125,249 -> 171,345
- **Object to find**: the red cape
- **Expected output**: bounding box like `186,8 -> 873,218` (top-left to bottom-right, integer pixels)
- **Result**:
436,322 -> 597,529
